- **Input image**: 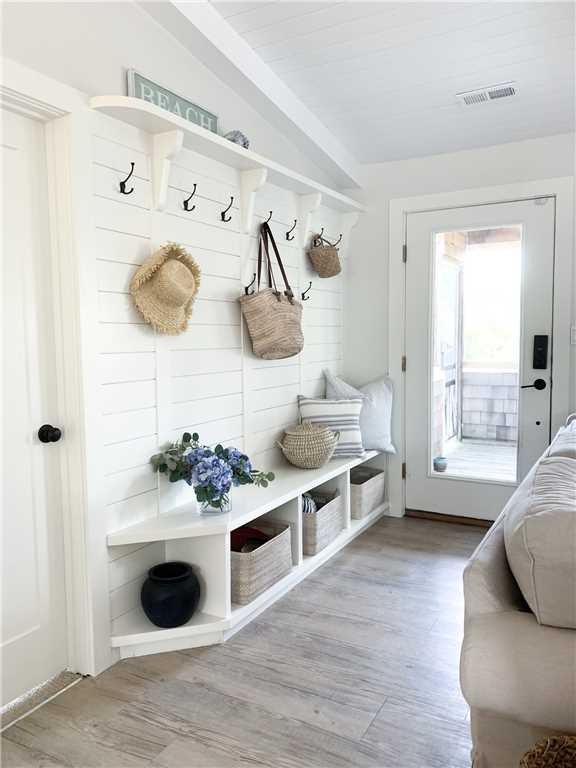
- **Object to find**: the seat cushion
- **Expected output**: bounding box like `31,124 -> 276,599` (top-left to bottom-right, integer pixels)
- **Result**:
504,454 -> 576,629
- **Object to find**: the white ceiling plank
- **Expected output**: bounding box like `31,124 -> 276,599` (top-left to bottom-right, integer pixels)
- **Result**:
208,0 -> 574,164
213,2 -> 277,21
140,1 -> 360,187
212,1 -> 327,34
293,24 -> 575,117
281,3 -> 574,99
318,53 -> 574,132
256,2 -> 450,65
242,2 -> 392,49
358,111 -> 575,164
268,4 -> 541,74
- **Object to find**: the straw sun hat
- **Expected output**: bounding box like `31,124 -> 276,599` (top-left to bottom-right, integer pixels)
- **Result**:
130,243 -> 201,334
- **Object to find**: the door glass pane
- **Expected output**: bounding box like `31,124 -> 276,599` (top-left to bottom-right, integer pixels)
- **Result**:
430,226 -> 521,482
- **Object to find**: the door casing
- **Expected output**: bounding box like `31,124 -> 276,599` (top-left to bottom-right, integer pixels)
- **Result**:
388,178 -> 575,519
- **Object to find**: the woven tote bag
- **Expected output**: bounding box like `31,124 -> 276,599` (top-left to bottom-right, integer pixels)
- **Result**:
240,222 -> 304,360
308,233 -> 341,278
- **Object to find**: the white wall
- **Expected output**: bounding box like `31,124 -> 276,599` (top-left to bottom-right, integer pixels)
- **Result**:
343,133 -> 576,386
91,111 -> 346,644
2,1 -> 336,188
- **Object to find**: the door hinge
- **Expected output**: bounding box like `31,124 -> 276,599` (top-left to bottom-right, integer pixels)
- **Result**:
402,244 -> 407,263
402,462 -> 407,480
401,355 -> 406,372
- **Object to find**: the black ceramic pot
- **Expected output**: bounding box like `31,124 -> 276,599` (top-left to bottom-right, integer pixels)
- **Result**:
141,561 -> 201,628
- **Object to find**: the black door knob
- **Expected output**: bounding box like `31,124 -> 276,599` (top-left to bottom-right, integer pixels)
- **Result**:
38,424 -> 62,443
520,378 -> 547,391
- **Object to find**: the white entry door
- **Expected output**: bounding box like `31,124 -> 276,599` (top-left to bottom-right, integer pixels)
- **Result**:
405,198 -> 555,521
1,110 -> 68,707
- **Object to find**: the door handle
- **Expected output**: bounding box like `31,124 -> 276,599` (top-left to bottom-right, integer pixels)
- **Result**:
521,379 -> 547,391
38,424 -> 62,443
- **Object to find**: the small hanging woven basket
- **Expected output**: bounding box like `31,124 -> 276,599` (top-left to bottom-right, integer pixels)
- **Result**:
308,234 -> 341,278
277,423 -> 339,469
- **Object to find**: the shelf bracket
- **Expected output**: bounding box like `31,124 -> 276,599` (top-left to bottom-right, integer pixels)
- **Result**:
298,192 -> 322,248
240,167 -> 268,233
151,129 -> 184,211
339,212 -> 361,258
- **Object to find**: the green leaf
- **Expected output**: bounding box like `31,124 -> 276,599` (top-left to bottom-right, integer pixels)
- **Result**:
182,432 -> 192,443
169,470 -> 180,483
267,472 -> 275,481
192,432 -> 199,442
261,480 -> 268,488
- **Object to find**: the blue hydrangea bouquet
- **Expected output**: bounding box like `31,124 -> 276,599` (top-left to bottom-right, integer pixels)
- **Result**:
151,432 -> 275,513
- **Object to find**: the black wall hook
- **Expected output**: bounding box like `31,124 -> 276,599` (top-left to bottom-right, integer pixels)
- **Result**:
221,196 -> 234,222
264,210 -> 273,225
183,184 -> 197,211
334,233 -> 343,247
119,162 -> 135,195
301,281 -> 312,301
319,227 -> 324,238
244,273 -> 256,296
286,219 -> 297,241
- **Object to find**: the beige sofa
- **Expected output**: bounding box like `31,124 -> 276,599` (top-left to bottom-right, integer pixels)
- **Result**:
460,418 -> 576,767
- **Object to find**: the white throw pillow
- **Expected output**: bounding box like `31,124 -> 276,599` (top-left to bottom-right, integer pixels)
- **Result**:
504,455 -> 576,629
298,396 -> 364,458
324,371 -> 395,454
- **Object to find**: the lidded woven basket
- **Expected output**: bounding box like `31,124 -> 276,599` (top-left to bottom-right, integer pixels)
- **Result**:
278,423 -> 339,469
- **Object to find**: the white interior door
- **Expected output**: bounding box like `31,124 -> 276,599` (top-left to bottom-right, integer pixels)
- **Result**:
1,110 -> 68,707
405,198 -> 555,521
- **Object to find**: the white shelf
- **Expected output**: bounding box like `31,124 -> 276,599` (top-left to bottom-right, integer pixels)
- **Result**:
111,500 -> 389,656
107,451 -> 380,546
111,609 -> 226,648
229,500 -> 389,629
89,96 -> 363,214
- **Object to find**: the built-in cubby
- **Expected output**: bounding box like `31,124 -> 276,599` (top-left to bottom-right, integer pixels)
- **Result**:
107,451 -> 388,658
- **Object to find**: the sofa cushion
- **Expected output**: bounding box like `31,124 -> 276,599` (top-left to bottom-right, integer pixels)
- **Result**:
460,611 -> 576,733
546,419 -> 576,459
504,454 -> 576,629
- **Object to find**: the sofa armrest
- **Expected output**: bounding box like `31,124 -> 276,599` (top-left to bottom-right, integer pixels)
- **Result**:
463,515 -> 526,619
460,611 -> 576,733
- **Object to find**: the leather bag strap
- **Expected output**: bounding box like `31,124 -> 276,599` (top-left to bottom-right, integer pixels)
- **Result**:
261,222 -> 294,299
257,228 -> 277,293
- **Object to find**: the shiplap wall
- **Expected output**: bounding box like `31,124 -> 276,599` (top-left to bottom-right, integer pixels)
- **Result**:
93,112 -> 347,632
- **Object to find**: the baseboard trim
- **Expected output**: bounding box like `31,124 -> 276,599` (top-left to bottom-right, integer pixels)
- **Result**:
1,671 -> 82,732
406,509 -> 492,528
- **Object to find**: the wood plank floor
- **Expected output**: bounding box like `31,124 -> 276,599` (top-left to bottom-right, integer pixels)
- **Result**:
2,517 -> 485,768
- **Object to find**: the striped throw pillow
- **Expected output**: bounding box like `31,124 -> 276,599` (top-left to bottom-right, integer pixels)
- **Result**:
298,397 -> 364,458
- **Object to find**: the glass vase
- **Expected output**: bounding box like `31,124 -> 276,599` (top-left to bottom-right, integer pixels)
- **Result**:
200,495 -> 231,515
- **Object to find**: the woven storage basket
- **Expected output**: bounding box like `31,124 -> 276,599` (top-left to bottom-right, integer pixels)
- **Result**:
278,423 -> 339,469
303,491 -> 343,555
350,467 -> 385,520
231,520 -> 292,605
308,234 -> 341,278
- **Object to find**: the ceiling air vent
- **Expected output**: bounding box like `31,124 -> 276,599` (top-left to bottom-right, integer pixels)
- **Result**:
456,82 -> 517,107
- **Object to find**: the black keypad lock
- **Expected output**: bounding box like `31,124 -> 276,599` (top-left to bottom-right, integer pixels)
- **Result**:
532,335 -> 548,370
